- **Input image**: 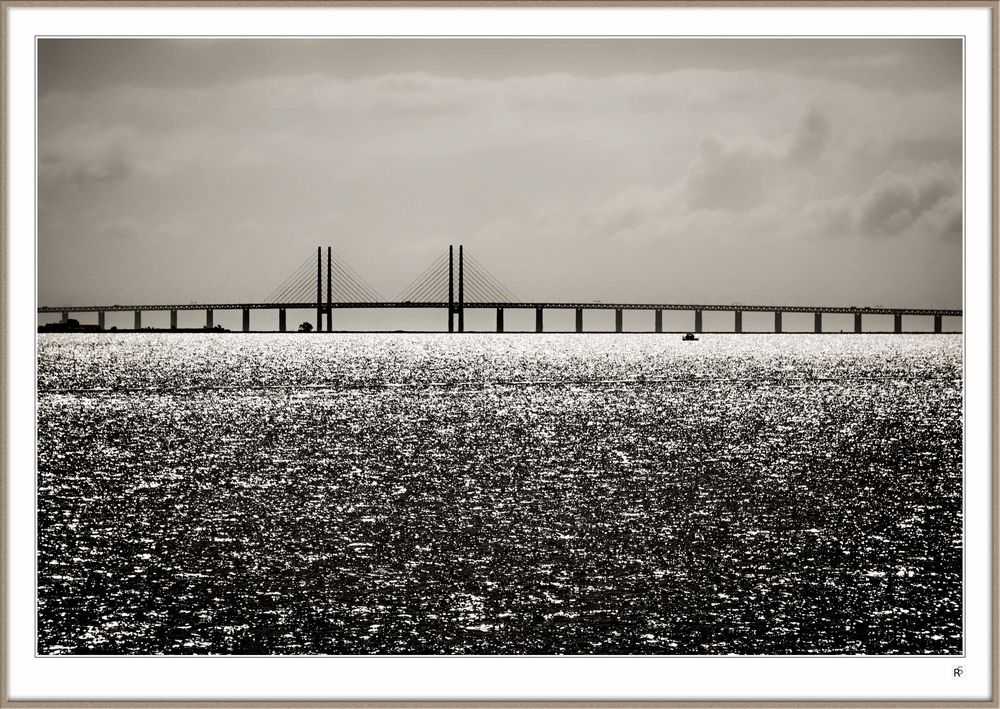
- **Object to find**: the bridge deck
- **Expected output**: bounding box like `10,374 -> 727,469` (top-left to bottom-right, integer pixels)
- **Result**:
37,302 -> 963,317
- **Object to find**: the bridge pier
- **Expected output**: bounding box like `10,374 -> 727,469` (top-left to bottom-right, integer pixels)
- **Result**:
655,309 -> 662,333
774,311 -> 782,333
934,314 -> 942,333
615,309 -> 623,333
854,312 -> 862,333
894,313 -> 903,334
170,309 -> 178,330
243,308 -> 250,333
206,309 -> 214,329
134,310 -> 141,330
496,308 -> 504,333
735,310 -> 742,333
814,312 -> 822,334
278,308 -> 286,332
576,308 -> 583,333
694,309 -> 702,334
98,311 -> 105,330
535,307 -> 543,333
61,310 -> 68,323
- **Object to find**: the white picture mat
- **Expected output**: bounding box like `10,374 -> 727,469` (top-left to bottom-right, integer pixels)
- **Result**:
5,4 -> 993,701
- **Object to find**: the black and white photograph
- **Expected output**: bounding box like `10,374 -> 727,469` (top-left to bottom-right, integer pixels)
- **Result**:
5,3 -> 995,702
31,33 -> 968,660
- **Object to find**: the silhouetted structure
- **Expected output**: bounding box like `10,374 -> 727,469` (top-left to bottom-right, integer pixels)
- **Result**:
39,318 -> 100,333
38,245 -> 962,334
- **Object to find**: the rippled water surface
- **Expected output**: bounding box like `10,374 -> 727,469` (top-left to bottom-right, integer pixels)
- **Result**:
37,333 -> 962,655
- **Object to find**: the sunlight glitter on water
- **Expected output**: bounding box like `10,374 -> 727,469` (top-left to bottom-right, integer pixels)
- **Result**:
37,333 -> 962,655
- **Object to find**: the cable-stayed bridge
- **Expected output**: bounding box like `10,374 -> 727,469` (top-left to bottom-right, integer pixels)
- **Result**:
38,245 -> 962,334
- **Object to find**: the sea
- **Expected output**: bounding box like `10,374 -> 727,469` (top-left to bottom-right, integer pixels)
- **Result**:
36,333 -> 963,655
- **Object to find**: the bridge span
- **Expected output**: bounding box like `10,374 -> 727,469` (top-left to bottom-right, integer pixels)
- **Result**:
36,301 -> 963,335
38,245 -> 962,334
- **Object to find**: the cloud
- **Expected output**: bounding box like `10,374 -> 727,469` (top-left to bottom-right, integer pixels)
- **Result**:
36,68 -> 954,187
37,63 -> 961,308
858,163 -> 959,237
804,162 -> 960,240
787,104 -> 831,165
40,124 -> 137,185
683,104 -> 832,213
801,199 -> 855,239
483,153 -> 959,268
685,135 -> 775,212
824,53 -> 906,70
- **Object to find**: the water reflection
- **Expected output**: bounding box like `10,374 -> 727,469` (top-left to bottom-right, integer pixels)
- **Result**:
37,334 -> 962,655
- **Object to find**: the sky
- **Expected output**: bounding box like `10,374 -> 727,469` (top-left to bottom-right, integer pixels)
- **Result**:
37,38 -> 962,329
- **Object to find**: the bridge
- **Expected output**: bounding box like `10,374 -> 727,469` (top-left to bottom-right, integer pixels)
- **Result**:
38,246 -> 962,334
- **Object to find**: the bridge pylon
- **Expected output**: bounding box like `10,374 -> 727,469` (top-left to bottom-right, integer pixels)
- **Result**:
448,245 -> 455,332
446,245 -> 466,333
448,244 -> 465,332
326,246 -> 333,332
316,247 -> 322,332
263,246 -> 382,332
394,244 -> 517,331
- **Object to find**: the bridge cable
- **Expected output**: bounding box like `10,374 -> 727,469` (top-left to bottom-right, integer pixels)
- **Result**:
334,273 -> 375,303
284,280 -> 312,306
266,254 -> 315,303
467,256 -> 518,301
330,248 -> 385,302
292,270 -> 322,305
408,276 -> 449,304
460,272 -> 490,303
340,269 -> 382,303
407,261 -> 450,302
396,252 -> 450,302
265,254 -> 311,301
265,249 -> 388,306
277,255 -> 325,305
338,265 -> 383,302
335,275 -> 371,304
288,266 -> 320,303
408,263 -> 451,303
462,270 -> 502,303
396,271 -> 435,301
465,254 -> 519,302
463,267 -> 512,303
396,253 -> 448,302
331,268 -> 366,303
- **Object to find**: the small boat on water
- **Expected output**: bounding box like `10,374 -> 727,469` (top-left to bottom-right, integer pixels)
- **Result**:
682,332 -> 699,341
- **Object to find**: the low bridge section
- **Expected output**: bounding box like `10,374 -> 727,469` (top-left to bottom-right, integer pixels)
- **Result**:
37,301 -> 962,334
